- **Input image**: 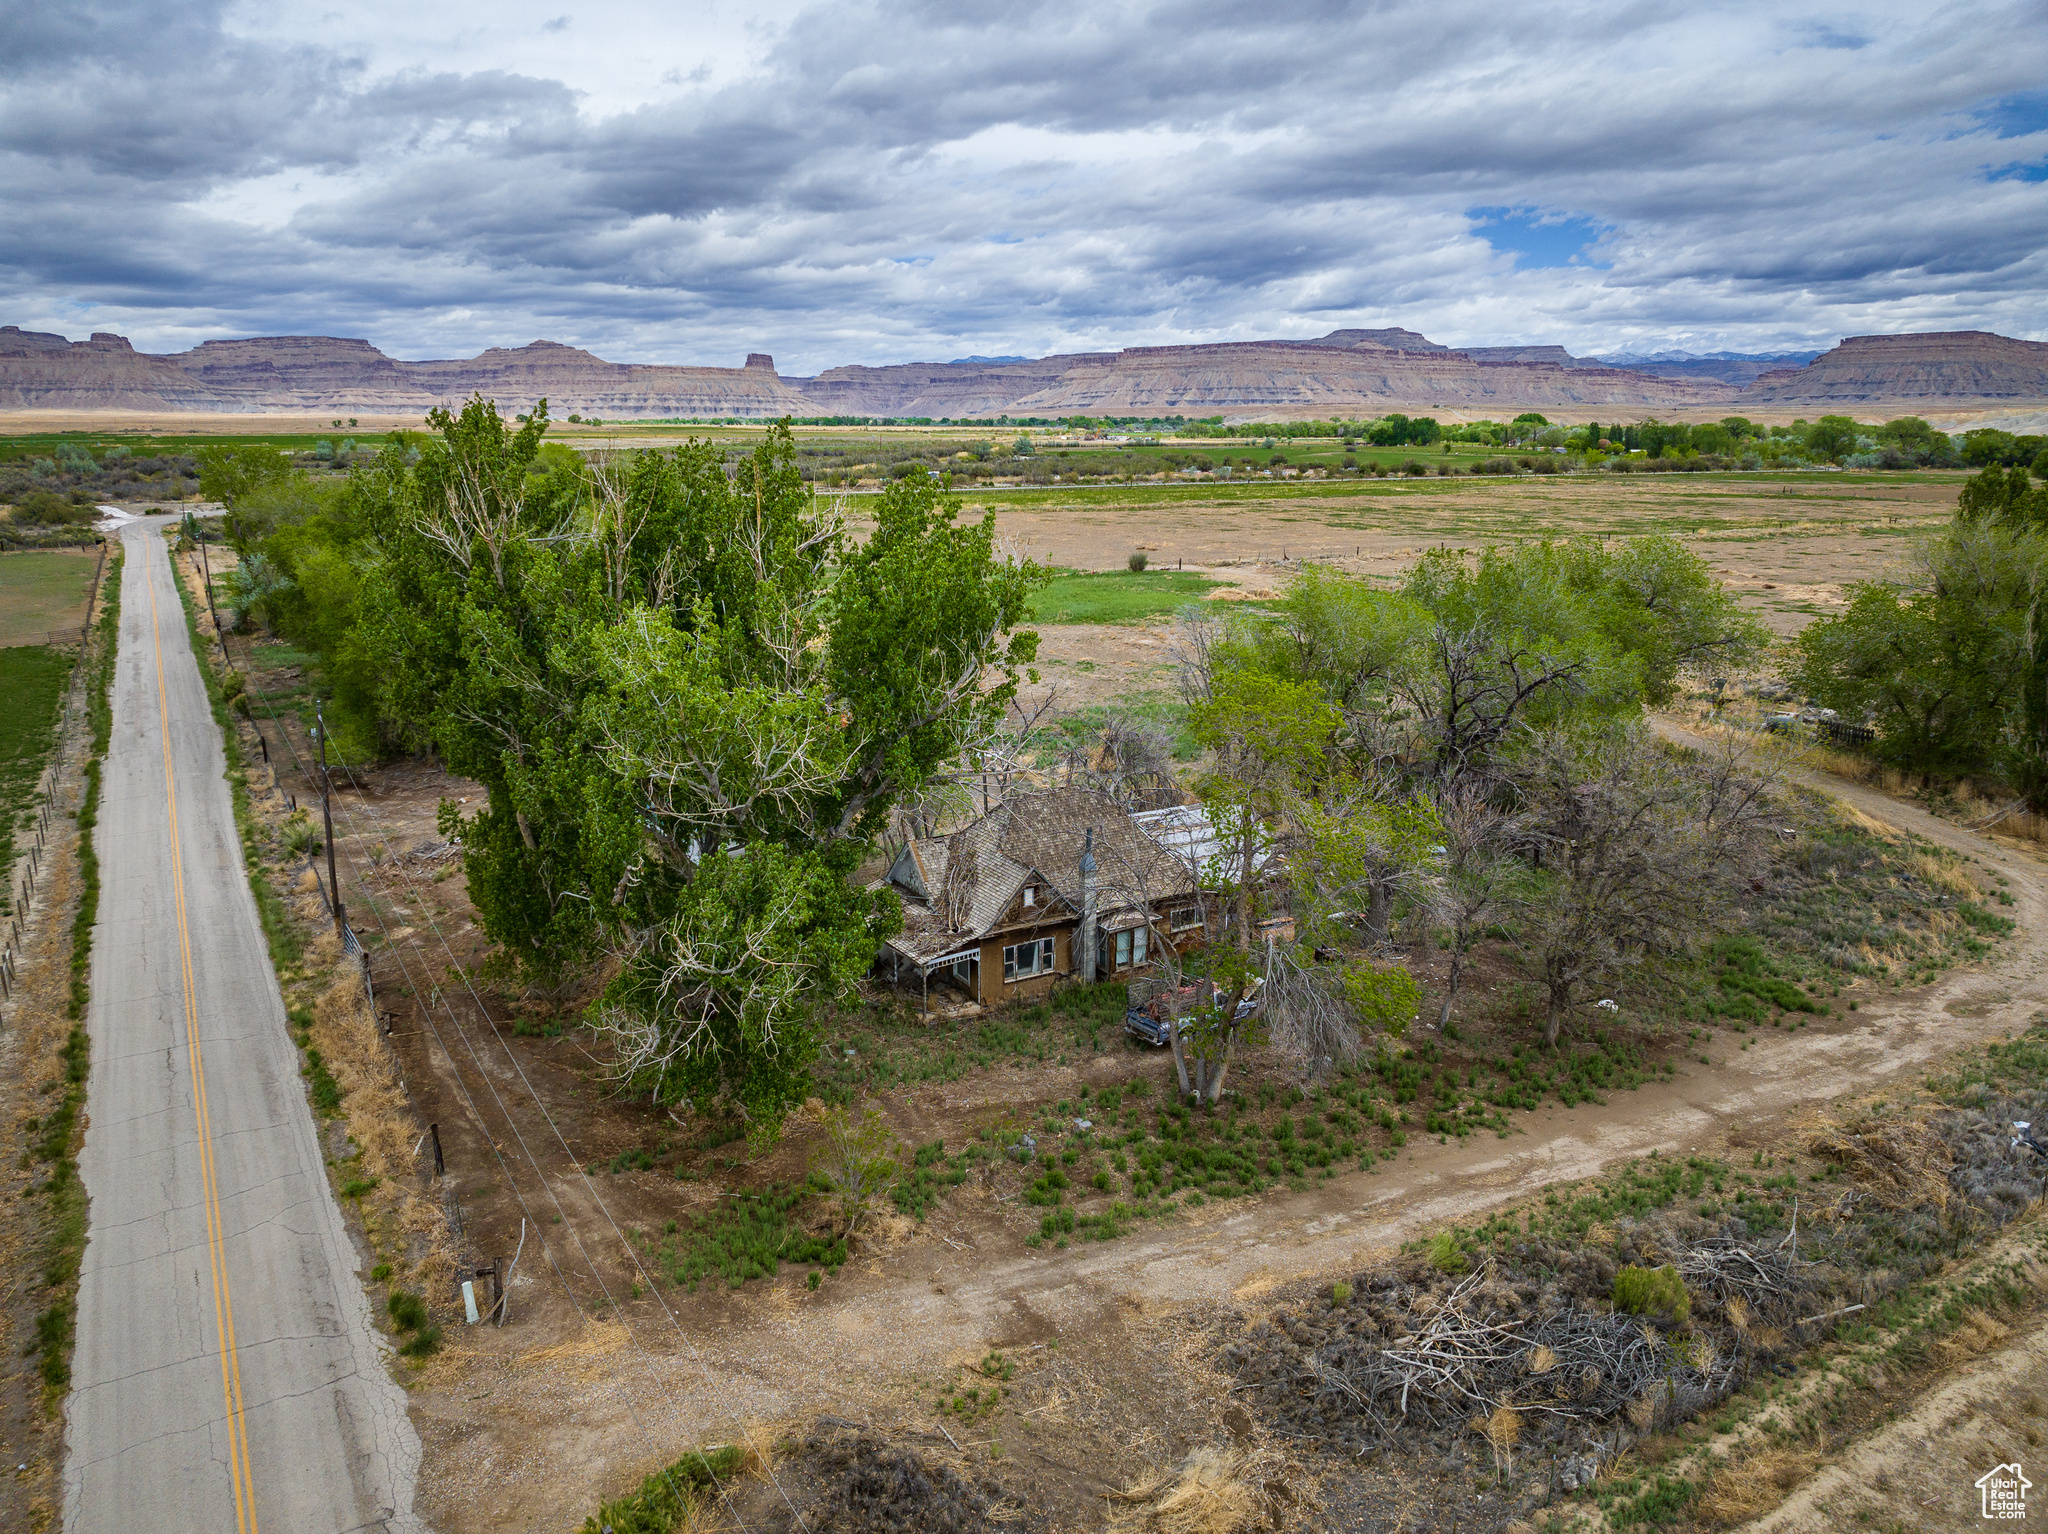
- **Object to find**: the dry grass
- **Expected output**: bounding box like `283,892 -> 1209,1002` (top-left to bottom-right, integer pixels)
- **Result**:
1111,1448 -> 1279,1534
1697,1448 -> 1825,1523
515,1317 -> 630,1376
310,966 -> 457,1296
1805,1107 -> 1954,1213
1796,741 -> 2048,843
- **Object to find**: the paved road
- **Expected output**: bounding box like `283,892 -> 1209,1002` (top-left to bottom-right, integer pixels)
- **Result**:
64,522 -> 420,1532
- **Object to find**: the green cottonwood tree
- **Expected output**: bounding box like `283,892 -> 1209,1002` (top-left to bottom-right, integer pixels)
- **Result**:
352,400 -> 1040,1125
1792,520 -> 2039,777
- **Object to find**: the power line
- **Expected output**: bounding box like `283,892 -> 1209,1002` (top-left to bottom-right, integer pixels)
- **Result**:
191,542 -> 730,1528
321,742 -> 817,1534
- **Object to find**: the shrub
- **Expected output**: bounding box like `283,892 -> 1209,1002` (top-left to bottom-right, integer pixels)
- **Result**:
11,490 -> 90,526
1426,1231 -> 1468,1273
1343,963 -> 1422,1038
386,1290 -> 428,1331
810,1105 -> 902,1237
1613,1263 -> 1690,1324
1331,1280 -> 1353,1304
1128,551 -> 1148,572
398,1324 -> 441,1358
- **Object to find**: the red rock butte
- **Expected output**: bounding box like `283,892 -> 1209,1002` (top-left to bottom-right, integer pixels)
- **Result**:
0,325 -> 2041,420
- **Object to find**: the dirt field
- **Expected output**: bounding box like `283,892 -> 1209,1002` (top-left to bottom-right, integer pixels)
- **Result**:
999,471 -> 1962,727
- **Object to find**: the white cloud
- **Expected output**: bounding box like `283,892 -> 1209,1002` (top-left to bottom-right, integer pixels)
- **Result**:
2,0 -> 2043,368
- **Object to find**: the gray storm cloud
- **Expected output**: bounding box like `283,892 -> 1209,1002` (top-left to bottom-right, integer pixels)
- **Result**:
1,0 -> 2043,368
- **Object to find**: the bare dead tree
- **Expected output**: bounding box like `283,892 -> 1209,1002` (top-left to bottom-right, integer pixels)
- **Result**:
1399,623 -> 1591,789
1265,943 -> 1359,1082
939,839 -> 978,933
1064,711 -> 1182,811
1516,727 -> 1780,1047
976,688 -> 1059,813
1170,605 -> 1228,707
1429,785 -> 1529,1030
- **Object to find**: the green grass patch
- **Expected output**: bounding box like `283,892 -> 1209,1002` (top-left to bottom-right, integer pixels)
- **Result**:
1702,934 -> 1819,1022
579,1443 -> 747,1534
303,1046 -> 344,1114
656,1181 -> 848,1291
0,643 -> 73,915
1025,568 -> 1229,625
813,980 -> 1136,1102
0,552 -> 97,644
892,1140 -> 969,1220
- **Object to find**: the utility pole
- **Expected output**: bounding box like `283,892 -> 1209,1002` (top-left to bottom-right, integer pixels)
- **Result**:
316,706 -> 344,934
197,536 -> 225,653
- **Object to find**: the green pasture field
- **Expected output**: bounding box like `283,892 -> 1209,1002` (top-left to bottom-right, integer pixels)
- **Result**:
1026,568 -> 1230,625
0,552 -> 98,644
0,429 -> 393,464
0,645 -> 73,914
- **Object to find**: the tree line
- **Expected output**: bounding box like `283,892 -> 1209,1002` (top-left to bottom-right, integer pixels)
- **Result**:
1794,460 -> 2048,803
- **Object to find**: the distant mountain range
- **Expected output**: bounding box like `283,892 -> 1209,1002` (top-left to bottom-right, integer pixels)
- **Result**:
1585,350 -> 1824,387
0,325 -> 2041,419
1595,349 -> 1823,364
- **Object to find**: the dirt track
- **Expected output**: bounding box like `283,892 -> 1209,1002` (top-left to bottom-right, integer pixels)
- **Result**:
375,730 -> 2048,1532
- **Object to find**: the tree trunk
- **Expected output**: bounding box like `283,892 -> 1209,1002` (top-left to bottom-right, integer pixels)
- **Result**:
1365,873 -> 1390,945
1168,1014 -> 1192,1099
1235,837 -> 1255,952
1206,1046 -> 1232,1105
1542,987 -> 1565,1049
1437,948 -> 1464,1030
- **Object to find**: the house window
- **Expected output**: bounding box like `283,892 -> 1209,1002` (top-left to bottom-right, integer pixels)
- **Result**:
1168,905 -> 1201,932
1022,885 -> 1035,907
1002,937 -> 1055,981
1113,927 -> 1149,970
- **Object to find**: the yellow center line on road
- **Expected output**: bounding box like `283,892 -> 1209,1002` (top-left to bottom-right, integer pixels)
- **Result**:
146,536 -> 259,1534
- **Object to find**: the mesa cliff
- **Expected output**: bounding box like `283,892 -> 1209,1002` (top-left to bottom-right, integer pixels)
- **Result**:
1740,331 -> 2048,405
787,337 -> 1734,416
0,328 -> 810,418
2,322 -> 2041,419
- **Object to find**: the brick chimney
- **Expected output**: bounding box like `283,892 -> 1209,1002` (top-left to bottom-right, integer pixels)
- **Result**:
744,353 -> 776,371
1077,828 -> 1098,981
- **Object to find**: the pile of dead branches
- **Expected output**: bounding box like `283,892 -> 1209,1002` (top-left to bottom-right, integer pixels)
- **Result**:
1275,1269 -> 1740,1444
1674,1238 -> 1805,1327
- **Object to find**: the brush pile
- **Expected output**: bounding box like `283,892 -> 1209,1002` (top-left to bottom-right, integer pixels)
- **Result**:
796,1427 -> 990,1534
1221,1219 -> 1795,1460
1230,1086 -> 2048,1465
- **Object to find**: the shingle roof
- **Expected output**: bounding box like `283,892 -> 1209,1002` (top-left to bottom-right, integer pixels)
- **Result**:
877,786 -> 1198,965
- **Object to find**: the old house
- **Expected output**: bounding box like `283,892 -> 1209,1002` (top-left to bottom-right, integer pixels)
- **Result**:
874,786 -> 1217,1011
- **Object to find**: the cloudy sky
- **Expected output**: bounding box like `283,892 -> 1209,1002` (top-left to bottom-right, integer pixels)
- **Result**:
3,0 -> 2045,371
